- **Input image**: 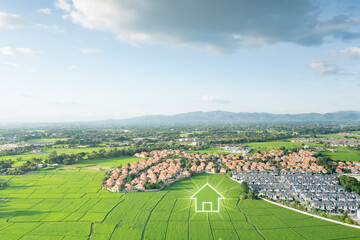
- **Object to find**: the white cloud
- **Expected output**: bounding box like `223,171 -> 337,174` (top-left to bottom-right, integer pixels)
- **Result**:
0,12 -> 29,29
14,92 -> 34,98
201,95 -> 231,104
55,0 -> 360,53
48,100 -> 81,105
5,62 -> 21,67
1,47 -> 42,57
310,59 -> 339,75
0,11 -> 63,33
0,46 -> 15,56
35,24 -> 64,34
16,48 -> 42,57
55,0 -> 72,12
80,48 -> 101,54
329,47 -> 360,60
68,65 -> 77,70
37,8 -> 51,15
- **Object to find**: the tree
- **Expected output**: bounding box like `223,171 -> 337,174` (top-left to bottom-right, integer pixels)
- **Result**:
241,181 -> 250,194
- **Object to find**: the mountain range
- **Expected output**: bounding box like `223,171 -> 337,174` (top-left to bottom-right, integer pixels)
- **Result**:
96,110 -> 360,125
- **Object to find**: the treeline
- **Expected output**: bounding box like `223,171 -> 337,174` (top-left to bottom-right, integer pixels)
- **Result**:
0,159 -> 39,175
239,182 -> 258,200
0,180 -> 7,189
338,175 -> 360,195
316,156 -> 337,173
0,146 -> 39,157
0,160 -> 13,170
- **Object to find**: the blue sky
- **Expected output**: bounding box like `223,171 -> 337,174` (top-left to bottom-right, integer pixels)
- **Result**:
1,0 -> 360,122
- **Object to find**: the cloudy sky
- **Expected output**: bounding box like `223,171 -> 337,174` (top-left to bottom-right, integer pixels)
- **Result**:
1,0 -> 360,122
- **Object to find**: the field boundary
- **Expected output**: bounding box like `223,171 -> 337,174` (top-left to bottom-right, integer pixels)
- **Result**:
141,191 -> 169,240
260,197 -> 360,230
236,199 -> 266,240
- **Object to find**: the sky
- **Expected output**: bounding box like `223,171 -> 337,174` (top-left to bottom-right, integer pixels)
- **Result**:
1,0 -> 360,123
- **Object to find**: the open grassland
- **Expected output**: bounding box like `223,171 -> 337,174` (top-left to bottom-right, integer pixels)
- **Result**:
1,168 -> 359,239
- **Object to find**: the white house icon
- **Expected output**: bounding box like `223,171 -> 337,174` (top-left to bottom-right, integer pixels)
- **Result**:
190,183 -> 224,212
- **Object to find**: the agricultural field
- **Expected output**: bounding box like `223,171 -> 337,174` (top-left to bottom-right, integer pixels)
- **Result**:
71,156 -> 142,169
321,147 -> 360,162
0,146 -> 127,167
1,166 -> 359,239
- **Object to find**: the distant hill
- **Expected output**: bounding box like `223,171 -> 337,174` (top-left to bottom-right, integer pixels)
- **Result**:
97,110 -> 360,125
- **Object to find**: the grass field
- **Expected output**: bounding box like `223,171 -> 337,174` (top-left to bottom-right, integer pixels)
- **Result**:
1,167 -> 359,239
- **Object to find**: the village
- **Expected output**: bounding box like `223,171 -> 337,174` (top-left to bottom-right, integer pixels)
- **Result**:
232,171 -> 360,215
103,148 -> 360,196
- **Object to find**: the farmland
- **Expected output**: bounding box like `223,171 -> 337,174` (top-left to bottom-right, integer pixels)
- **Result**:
321,147 -> 360,162
1,146 -> 128,167
1,164 -> 360,239
71,156 -> 142,169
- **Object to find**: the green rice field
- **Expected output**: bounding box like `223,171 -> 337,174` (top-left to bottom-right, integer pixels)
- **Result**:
71,156 -> 142,169
1,165 -> 359,239
321,147 -> 360,162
